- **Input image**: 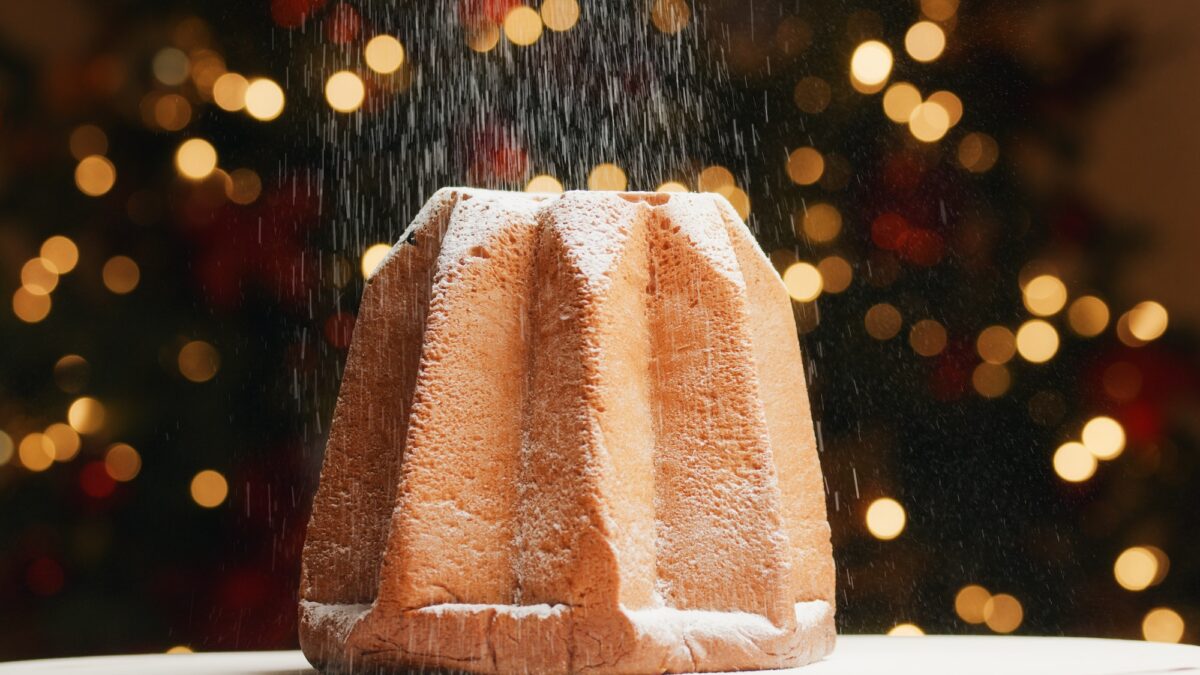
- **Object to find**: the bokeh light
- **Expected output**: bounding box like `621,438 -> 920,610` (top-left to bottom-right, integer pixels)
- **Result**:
12,288 -> 51,323
651,0 -> 690,34
1082,416 -> 1125,460
656,181 -> 688,193
865,497 -> 906,540
783,262 -> 823,303
1114,547 -> 1159,591
909,319 -> 947,357
104,443 -> 141,482
882,83 -> 921,123
1067,295 -> 1109,337
905,21 -> 946,62
191,469 -> 229,508
697,165 -> 735,194
244,78 -> 285,121
958,132 -> 999,172
75,155 -> 116,197
1015,320 -> 1059,363
983,594 -> 1023,633
1053,441 -> 1097,483
1125,301 -> 1169,342
1023,274 -> 1068,316
68,397 -> 106,435
865,303 -> 903,340
786,147 -> 825,185
526,174 -> 564,193
887,623 -> 924,636
69,125 -> 107,160
44,423 -> 80,462
467,22 -> 501,52
921,0 -> 959,21
793,77 -> 832,114
504,6 -> 543,46
955,585 -> 991,624
588,163 -> 627,190
1142,608 -> 1184,643
19,434 -> 55,472
325,71 -> 365,113
152,48 -> 190,86
541,0 -> 580,32
927,90 -> 963,126
908,101 -> 950,142
178,341 -> 221,383
976,326 -> 1016,364
972,363 -> 1011,398
816,256 -> 853,293
175,139 -> 218,180
799,203 -> 842,242
40,236 -> 79,275
21,259 -> 59,295
850,40 -> 893,88
212,72 -> 249,111
361,243 -> 392,279
226,168 -> 263,205
364,35 -> 405,74
102,256 -> 141,294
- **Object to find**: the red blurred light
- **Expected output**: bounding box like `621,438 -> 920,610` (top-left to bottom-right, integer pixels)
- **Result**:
324,3 -> 361,45
324,312 -> 356,349
80,461 -> 116,498
26,557 -> 64,596
900,228 -> 945,267
270,0 -> 327,28
871,213 -> 909,251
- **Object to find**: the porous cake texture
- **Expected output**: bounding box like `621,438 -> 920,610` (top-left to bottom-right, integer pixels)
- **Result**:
300,188 -> 835,674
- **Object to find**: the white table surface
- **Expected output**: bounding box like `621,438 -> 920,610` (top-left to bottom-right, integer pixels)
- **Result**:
0,636 -> 1197,674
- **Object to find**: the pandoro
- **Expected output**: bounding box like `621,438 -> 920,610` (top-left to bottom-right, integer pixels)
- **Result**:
300,188 -> 835,674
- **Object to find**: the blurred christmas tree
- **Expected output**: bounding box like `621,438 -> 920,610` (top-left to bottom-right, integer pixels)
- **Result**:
0,0 -> 1195,659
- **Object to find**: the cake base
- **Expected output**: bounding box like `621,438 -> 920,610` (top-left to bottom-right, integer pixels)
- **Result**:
299,599 -> 835,674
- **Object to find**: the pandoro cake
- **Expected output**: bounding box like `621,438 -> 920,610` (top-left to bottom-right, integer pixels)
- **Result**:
299,188 -> 835,674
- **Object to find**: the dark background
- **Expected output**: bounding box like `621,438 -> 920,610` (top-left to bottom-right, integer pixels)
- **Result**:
0,0 -> 1196,660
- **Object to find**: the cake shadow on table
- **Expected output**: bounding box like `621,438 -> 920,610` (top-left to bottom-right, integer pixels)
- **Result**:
300,189 -> 835,674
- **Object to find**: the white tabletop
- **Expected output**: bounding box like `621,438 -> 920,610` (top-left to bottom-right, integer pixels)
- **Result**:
0,636 -> 1197,674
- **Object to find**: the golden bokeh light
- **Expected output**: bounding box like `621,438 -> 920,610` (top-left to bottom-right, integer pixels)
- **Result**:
526,174 -> 564,193
955,585 -> 991,624
1126,301 -> 1168,342
1053,441 -> 1097,483
0,431 -> 11,466
212,72 -> 249,112
244,78 -> 285,121
152,47 -> 190,86
12,288 -> 51,323
1023,274 -> 1068,316
909,319 -> 947,357
541,0 -> 580,32
921,0 -> 959,21
905,21 -> 946,62
977,325 -> 1016,364
104,443 -> 142,482
799,203 -> 842,242
725,187 -> 750,219
588,163 -> 627,191
972,363 -> 1011,398
361,243 -> 392,279
783,262 -> 823,303
102,256 -> 140,294
153,93 -> 192,131
504,6 -> 544,45
175,138 -> 218,180
44,423 -> 81,462
908,101 -> 950,142
656,181 -> 688,193
927,91 -> 963,127
166,646 -> 193,655
865,303 -> 903,340
467,22 -> 501,52
178,341 -> 220,383
793,76 -> 832,114
21,258 -> 59,295
887,623 -> 924,636
54,354 -> 90,393
983,594 -> 1023,634
75,155 -> 116,197
865,497 -> 906,540
40,236 -> 79,275
817,256 -> 853,293
1142,608 -> 1184,643
191,469 -> 229,508
1114,547 -> 1158,592
882,82 -> 921,123
1067,295 -> 1109,337
69,125 -> 108,160
786,147 -> 825,185
697,165 -> 735,193
958,132 -> 999,173
651,0 -> 691,34
19,433 -> 55,472
1081,416 -> 1125,460
226,168 -> 263,205
68,397 -> 106,435
1015,320 -> 1058,363
364,35 -> 405,74
850,40 -> 893,88
325,71 -> 366,113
